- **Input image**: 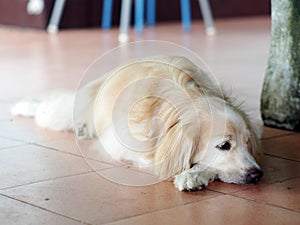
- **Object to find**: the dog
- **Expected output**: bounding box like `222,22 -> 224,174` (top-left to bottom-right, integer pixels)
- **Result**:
11,56 -> 263,191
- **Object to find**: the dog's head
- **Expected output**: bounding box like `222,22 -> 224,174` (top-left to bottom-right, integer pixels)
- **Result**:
155,99 -> 263,185
192,106 -> 263,184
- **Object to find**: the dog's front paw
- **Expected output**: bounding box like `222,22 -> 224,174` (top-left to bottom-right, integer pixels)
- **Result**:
174,171 -> 209,191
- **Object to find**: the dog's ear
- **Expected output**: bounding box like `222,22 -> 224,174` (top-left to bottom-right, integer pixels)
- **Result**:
248,119 -> 264,165
154,120 -> 197,180
250,119 -> 263,140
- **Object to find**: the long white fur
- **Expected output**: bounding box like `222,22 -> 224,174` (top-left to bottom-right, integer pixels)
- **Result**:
11,91 -> 74,131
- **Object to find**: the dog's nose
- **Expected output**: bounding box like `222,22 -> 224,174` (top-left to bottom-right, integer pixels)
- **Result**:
246,168 -> 263,184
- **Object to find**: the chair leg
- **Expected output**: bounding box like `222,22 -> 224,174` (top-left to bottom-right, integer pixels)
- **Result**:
119,0 -> 133,43
101,0 -> 114,29
47,0 -> 67,33
134,0 -> 144,34
180,0 -> 191,32
198,0 -> 216,35
146,0 -> 156,26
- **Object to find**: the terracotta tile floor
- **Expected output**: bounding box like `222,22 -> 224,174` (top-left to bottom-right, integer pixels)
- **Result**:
1,17 -> 300,224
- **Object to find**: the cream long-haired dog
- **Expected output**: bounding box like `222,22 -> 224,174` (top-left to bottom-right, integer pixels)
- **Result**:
12,56 -> 263,191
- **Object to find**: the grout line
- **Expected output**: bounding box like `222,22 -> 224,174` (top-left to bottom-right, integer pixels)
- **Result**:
261,133 -> 298,141
105,194 -> 227,224
228,194 -> 300,214
30,143 -> 118,168
0,134 -> 56,144
105,193 -> 226,225
0,174 -> 225,224
0,171 -> 94,191
32,143 -> 84,158
0,135 -> 28,143
206,185 -> 255,195
262,176 -> 300,185
0,140 -> 118,171
0,193 -> 92,225
0,143 -> 29,151
263,153 -> 300,163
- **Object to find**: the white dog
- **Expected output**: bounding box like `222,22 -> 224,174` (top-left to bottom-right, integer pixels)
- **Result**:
12,56 -> 263,191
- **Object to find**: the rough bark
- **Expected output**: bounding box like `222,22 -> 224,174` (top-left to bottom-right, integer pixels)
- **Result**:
261,0 -> 300,131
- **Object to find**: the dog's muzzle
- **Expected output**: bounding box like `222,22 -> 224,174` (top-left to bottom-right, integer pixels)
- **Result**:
245,168 -> 263,184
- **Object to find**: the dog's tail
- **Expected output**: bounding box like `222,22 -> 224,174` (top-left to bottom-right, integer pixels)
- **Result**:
11,90 -> 75,132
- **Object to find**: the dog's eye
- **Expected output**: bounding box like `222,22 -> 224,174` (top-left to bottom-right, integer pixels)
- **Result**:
216,141 -> 231,151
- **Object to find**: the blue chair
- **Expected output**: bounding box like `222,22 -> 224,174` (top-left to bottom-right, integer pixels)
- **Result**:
101,0 -> 156,33
180,0 -> 192,32
118,0 -> 215,42
47,0 -> 215,41
47,0 -> 120,33
101,0 -> 114,29
47,0 -> 66,33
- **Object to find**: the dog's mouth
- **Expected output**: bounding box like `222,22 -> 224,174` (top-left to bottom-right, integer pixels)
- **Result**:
215,168 -> 263,184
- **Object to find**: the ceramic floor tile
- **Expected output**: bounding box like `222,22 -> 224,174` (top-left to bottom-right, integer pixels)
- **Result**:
0,31 -> 115,101
233,178 -> 300,212
36,138 -> 119,166
0,195 -> 81,225
261,126 -> 296,140
34,136 -> 118,169
262,134 -> 300,161
0,117 -> 74,143
106,195 -> 300,225
260,155 -> 300,184
0,144 -> 110,189
78,140 -> 136,167
0,136 -> 25,150
33,139 -> 114,171
206,181 -> 257,194
99,165 -> 160,187
1,172 -> 221,224
0,102 -> 14,121
35,136 -> 82,156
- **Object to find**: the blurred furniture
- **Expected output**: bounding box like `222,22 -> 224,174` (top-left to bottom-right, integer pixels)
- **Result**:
47,0 -> 215,41
0,0 -> 271,30
99,0 -> 215,42
47,0 -> 66,33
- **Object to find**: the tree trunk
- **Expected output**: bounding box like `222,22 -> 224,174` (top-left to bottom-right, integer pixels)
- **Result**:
261,0 -> 300,131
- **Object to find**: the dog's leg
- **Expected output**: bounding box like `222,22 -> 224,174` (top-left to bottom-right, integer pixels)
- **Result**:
173,165 -> 216,191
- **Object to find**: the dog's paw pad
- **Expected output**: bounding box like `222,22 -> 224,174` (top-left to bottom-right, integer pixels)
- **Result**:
174,172 -> 208,191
